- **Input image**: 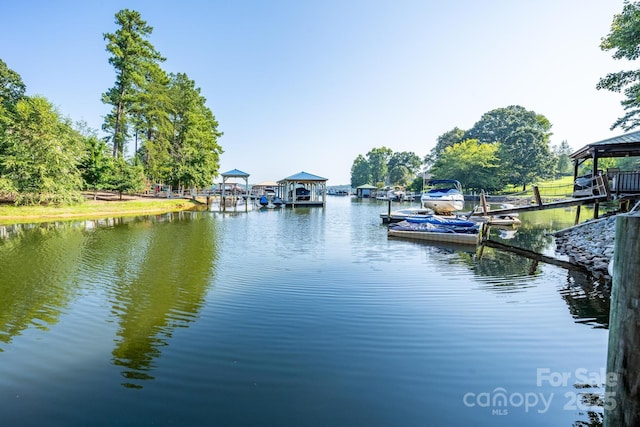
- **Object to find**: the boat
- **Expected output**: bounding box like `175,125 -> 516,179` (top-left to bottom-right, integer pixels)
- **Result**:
404,215 -> 476,227
388,217 -> 481,245
380,207 -> 434,224
273,196 -> 284,207
258,195 -> 276,209
466,203 -> 522,227
376,187 -> 407,202
420,179 -> 465,214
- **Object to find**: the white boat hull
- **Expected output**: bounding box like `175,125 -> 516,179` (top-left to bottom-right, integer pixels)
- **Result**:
420,195 -> 464,214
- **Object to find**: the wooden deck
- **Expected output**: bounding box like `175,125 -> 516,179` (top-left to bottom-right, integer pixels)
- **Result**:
469,194 -> 610,217
470,177 -> 613,218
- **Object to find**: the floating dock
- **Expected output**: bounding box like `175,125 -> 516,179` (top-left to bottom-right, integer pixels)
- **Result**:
388,228 -> 480,245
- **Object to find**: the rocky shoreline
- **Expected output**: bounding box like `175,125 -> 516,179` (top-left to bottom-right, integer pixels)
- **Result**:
553,215 -> 617,282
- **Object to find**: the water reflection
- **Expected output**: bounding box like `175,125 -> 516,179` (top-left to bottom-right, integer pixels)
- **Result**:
560,270 -> 611,329
108,214 -> 219,388
398,216 -> 612,330
0,222 -> 85,351
0,201 -> 610,425
0,213 -> 220,389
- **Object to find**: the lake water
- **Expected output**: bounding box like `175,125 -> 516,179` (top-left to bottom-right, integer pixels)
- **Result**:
0,197 -> 610,426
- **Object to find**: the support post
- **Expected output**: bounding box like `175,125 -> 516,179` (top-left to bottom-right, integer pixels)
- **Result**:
574,205 -> 581,225
480,191 -> 488,216
605,212 -> 640,426
533,186 -> 543,207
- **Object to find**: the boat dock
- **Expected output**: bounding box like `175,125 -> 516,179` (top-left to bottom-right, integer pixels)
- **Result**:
469,181 -> 611,224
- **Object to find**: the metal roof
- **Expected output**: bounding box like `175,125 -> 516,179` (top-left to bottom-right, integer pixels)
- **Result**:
280,171 -> 328,181
221,168 -> 250,177
571,130 -> 640,160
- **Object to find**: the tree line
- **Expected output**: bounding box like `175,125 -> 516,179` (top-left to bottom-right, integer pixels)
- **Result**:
426,105 -> 567,192
350,105 -> 573,193
350,148 -> 423,190
0,9 -> 222,205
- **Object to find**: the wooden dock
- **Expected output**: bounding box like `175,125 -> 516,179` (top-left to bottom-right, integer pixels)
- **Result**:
470,194 -> 609,216
470,177 -> 612,222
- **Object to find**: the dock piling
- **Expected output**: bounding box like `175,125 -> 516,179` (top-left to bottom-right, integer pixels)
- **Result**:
605,212 -> 640,426
533,186 -> 543,207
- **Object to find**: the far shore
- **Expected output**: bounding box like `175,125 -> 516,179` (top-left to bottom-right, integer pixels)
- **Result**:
0,192 -> 205,225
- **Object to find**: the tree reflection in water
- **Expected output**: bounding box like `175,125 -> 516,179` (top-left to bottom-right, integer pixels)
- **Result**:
0,213 -> 220,390
103,213 -> 219,389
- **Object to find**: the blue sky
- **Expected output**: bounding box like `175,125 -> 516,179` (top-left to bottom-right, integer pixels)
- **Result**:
1,0 -> 630,185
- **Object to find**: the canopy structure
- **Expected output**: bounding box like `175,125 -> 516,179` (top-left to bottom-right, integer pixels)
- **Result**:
571,130 -> 640,165
355,184 -> 377,198
277,171 -> 328,207
220,169 -> 250,212
570,130 -> 640,208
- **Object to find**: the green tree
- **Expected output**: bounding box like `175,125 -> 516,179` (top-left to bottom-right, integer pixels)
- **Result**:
388,151 -> 422,187
0,58 -> 25,112
429,139 -> 501,192
350,154 -> 371,188
617,155 -> 640,170
106,157 -> 146,199
366,147 -> 393,187
164,72 -> 223,190
0,59 -> 26,174
131,62 -> 172,162
465,105 -> 552,144
425,127 -> 466,167
499,127 -> 553,190
465,105 -> 553,189
81,135 -> 114,199
103,9 -> 165,158
0,96 -> 84,205
597,1 -> 640,130
552,140 -> 573,177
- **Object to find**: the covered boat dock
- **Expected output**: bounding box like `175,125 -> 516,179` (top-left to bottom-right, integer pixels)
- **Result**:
570,130 -> 640,215
277,171 -> 328,207
465,130 -> 640,221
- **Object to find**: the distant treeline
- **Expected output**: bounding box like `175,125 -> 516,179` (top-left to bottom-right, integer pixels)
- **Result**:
351,105 -> 575,193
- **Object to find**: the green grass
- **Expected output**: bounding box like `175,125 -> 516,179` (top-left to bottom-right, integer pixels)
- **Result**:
499,176 -> 575,199
0,198 -> 202,225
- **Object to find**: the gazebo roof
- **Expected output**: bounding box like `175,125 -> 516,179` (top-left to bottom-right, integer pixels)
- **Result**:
279,171 -> 327,182
221,168 -> 250,177
571,130 -> 640,160
356,184 -> 377,189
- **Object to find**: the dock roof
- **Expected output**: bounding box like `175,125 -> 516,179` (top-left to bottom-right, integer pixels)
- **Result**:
280,171 -> 328,182
221,168 -> 250,177
571,130 -> 640,160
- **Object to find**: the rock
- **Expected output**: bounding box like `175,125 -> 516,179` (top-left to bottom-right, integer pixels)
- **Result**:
553,214 -> 617,280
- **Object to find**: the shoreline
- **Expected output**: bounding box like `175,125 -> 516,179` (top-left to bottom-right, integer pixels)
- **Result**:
553,215 -> 616,282
0,192 -> 204,225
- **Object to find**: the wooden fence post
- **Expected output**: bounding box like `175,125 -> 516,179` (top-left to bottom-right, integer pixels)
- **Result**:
605,212 -> 640,426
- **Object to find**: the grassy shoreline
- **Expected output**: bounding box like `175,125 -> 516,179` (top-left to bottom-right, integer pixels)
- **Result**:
0,197 -> 204,225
